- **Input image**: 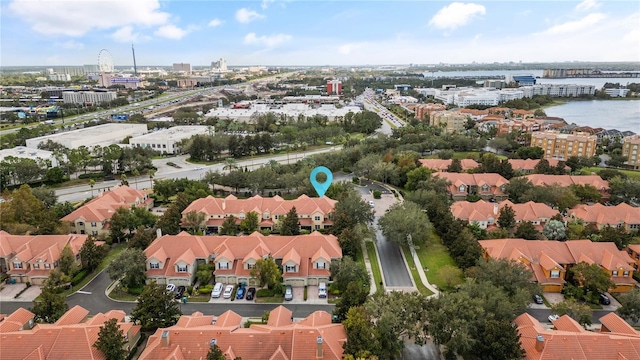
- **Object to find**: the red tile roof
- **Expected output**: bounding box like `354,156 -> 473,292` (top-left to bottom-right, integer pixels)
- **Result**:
434,172 -> 509,196
138,306 -> 346,360
451,200 -> 558,224
523,174 -> 609,190
418,159 -> 479,171
508,159 -> 569,172
568,203 -> 640,228
61,185 -> 151,223
0,307 -> 34,333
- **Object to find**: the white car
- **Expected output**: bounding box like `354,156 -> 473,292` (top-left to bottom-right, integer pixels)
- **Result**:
548,314 -> 560,322
166,284 -> 176,293
211,283 -> 223,298
223,285 -> 234,299
369,200 -> 375,208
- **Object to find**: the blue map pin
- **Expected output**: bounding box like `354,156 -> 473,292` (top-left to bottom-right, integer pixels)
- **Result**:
310,166 -> 333,197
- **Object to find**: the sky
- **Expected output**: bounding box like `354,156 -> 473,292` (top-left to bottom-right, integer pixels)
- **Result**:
1,0 -> 639,67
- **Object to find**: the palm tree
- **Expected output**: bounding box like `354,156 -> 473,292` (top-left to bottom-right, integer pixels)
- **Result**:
148,169 -> 156,189
89,179 -> 95,197
223,158 -> 238,172
250,150 -> 256,168
132,169 -> 140,189
120,174 -> 128,186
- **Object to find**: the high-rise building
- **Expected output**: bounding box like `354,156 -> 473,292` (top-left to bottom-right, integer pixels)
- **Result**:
622,135 -> 640,170
531,131 -> 597,161
211,58 -> 227,71
326,80 -> 342,95
62,91 -> 117,105
172,63 -> 192,73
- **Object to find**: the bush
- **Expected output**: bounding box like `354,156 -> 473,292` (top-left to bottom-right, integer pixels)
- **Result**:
198,285 -> 213,295
352,176 -> 360,184
257,288 -> 276,297
71,269 -> 89,286
304,286 -> 308,301
127,286 -> 144,296
373,190 -> 381,199
78,172 -> 105,179
187,285 -> 194,295
26,282 -> 31,288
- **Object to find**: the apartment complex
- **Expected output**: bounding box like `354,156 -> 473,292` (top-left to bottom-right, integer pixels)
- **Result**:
139,306 -> 346,360
567,203 -> 640,232
326,79 -> 342,95
496,119 -> 549,135
523,174 -> 609,200
0,231 -> 93,285
530,131 -> 597,160
451,200 -> 558,230
413,103 -> 447,120
144,232 -> 341,287
479,238 -> 636,293
62,186 -> 153,236
622,135 -> 640,170
434,173 -> 510,202
182,194 -> 336,233
429,110 -> 468,133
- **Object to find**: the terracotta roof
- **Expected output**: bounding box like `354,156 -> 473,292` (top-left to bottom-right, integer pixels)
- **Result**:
508,159 -> 569,171
516,312 -> 640,360
138,307 -> 346,360
434,173 -> 509,195
0,308 -> 34,333
61,185 -> 150,223
568,203 -> 640,227
54,305 -> 88,326
600,312 -> 638,335
551,315 -> 586,332
418,159 -> 479,171
523,174 -> 609,190
0,232 -> 89,264
451,200 -> 558,224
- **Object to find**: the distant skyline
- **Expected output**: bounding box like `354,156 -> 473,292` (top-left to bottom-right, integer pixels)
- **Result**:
1,0 -> 639,67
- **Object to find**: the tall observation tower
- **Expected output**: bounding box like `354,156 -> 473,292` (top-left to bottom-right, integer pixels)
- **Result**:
132,44 -> 138,76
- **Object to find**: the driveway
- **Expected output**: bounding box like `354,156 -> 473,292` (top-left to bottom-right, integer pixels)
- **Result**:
0,283 -> 41,302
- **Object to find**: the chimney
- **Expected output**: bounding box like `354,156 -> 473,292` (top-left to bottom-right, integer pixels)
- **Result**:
493,203 -> 499,215
156,228 -> 162,239
222,199 -> 225,210
535,334 -> 545,352
161,330 -> 170,348
316,336 -> 323,358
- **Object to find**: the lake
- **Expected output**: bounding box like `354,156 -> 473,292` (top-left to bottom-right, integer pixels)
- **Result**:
545,100 -> 640,133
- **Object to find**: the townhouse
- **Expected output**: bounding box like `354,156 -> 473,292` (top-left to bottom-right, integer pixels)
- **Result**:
523,174 -> 609,200
479,238 -> 636,293
62,185 -> 153,236
181,194 -> 336,234
433,173 -> 510,202
418,158 -> 479,172
144,231 -> 341,287
568,202 -> 640,232
508,158 -> 569,174
0,306 -> 140,360
626,244 -> 640,271
451,200 -> 558,230
0,231 -> 95,285
516,312 -> 640,360
496,119 -> 549,136
139,306 -> 346,360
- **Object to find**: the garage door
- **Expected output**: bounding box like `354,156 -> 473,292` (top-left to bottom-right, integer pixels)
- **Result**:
168,278 -> 191,287
307,278 -> 318,286
285,279 -> 306,287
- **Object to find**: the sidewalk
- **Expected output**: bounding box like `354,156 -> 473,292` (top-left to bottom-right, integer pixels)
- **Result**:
408,244 -> 439,298
361,241 -> 378,295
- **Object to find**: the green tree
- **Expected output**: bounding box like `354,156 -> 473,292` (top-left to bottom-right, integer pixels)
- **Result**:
240,211 -> 259,233
330,185 -> 374,237
570,184 -> 602,203
497,204 -> 516,232
337,226 -> 372,260
219,215 -> 239,235
279,206 -> 300,235
206,344 -> 226,360
196,263 -> 214,285
155,192 -> 191,235
250,256 -> 282,289
128,226 -> 156,250
551,298 -> 593,327
378,201 -> 432,246
93,318 -> 128,360
617,288 -> 640,323
543,220 -> 566,240
516,146 -> 544,160
131,283 -> 182,331
474,319 -> 525,360
514,221 -> 541,240
31,275 -> 69,323
446,159 -> 463,173
570,262 -> 615,298
183,210 -> 205,234
79,236 -> 108,272
468,258 -> 536,300
106,248 -> 147,289
342,306 -> 380,358
334,281 -> 369,322
505,177 -> 534,203
438,264 -> 463,289
330,256 -> 370,293
58,245 -> 78,276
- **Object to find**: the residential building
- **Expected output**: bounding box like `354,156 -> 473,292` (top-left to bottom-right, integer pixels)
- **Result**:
326,79 -> 342,95
523,174 -> 609,200
62,90 -> 117,105
604,88 -> 630,97
508,158 -> 569,174
418,158 -> 479,172
530,130 -> 597,160
429,110 -> 468,133
139,306 -> 346,360
434,173 -> 510,202
413,103 -> 447,120
457,108 -> 488,121
182,194 -> 336,233
62,185 -> 153,236
0,305 -> 140,360
568,203 -> 640,232
0,231 -> 94,285
25,123 -> 148,150
496,119 -> 549,135
144,231 -> 341,286
622,135 -> 640,170
129,125 -> 211,154
511,109 -> 535,119
451,200 -> 558,230
520,84 -> 596,97
479,238 -> 636,292
516,312 -> 640,360
626,244 -> 640,271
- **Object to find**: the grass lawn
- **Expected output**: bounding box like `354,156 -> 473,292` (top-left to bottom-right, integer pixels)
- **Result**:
60,243 -> 127,298
423,151 -> 507,161
255,296 -> 284,303
108,287 -> 138,301
354,247 -> 365,266
400,246 -> 434,297
365,241 -> 384,293
580,167 -> 640,181
186,295 -> 211,303
414,230 -> 464,291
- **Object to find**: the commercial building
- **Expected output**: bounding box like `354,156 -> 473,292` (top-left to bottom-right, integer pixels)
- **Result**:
604,88 -> 630,97
206,103 -> 361,122
139,306 -> 346,360
0,146 -> 57,167
129,125 -> 211,154
211,58 -> 228,71
46,73 -> 71,81
172,62 -> 192,73
326,79 -> 342,95
98,73 -> 141,89
26,123 -> 148,149
505,74 -> 537,86
622,135 -> 640,169
62,90 -> 117,105
429,110 -> 468,133
530,131 -> 597,160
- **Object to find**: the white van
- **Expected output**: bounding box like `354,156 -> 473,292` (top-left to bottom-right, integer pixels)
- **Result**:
318,282 -> 327,298
211,283 -> 223,298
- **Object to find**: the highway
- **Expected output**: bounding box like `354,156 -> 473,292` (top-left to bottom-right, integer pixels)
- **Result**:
359,88 -> 407,130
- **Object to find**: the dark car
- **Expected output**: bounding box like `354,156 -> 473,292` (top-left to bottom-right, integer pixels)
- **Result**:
600,293 -> 611,305
246,287 -> 256,301
533,294 -> 544,304
236,286 -> 245,300
174,286 -> 186,300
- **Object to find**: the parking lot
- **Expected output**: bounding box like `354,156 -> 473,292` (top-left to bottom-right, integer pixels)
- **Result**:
205,284 -> 328,304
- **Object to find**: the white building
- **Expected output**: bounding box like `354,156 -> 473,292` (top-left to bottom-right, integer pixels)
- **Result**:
129,126 -> 212,154
26,123 -> 148,150
604,88 -> 630,97
0,146 -> 57,167
206,103 -> 361,122
62,91 -> 117,104
47,74 -> 71,81
211,58 -> 227,72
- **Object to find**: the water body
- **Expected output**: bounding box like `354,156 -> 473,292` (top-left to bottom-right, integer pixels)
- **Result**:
545,100 -> 640,133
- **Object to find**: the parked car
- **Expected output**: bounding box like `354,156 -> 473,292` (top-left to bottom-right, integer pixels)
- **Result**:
211,283 -> 224,298
223,285 -> 234,299
533,294 -> 543,304
368,200 -> 375,208
175,286 -> 186,299
246,287 -> 256,301
166,284 -> 176,293
284,285 -> 293,301
600,293 -> 611,305
548,314 -> 560,322
236,286 -> 245,300
318,282 -> 327,298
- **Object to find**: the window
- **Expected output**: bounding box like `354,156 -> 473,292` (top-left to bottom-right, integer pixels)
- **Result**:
550,270 -> 560,278
45,263 -> 50,269
317,262 -> 326,269
315,225 -> 320,230
177,264 -> 188,272
263,213 -> 270,219
624,271 -> 630,277
481,184 -> 489,191
78,222 -> 85,226
314,216 -> 321,221
80,230 -> 85,234
239,213 -> 245,219
630,224 -> 639,230
33,263 -> 39,269
218,262 -> 229,270
247,263 -> 255,270
285,265 -> 296,272
458,185 -> 465,192
91,222 -> 97,227
13,262 -> 22,269
149,263 -> 159,269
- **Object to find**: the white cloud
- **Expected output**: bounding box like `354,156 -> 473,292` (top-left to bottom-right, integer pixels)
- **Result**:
541,13 -> 606,35
8,0 -> 170,36
58,40 -> 84,50
236,8 -> 265,23
111,26 -> 141,43
208,18 -> 224,27
261,0 -> 274,10
576,0 -> 600,12
338,43 -> 365,55
154,24 -> 190,40
244,32 -> 291,47
429,2 -> 486,31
